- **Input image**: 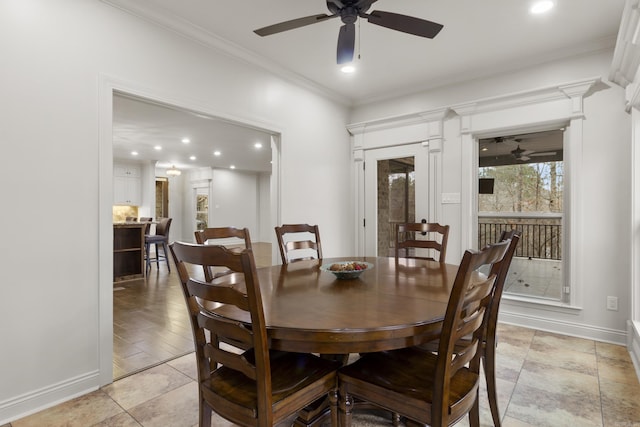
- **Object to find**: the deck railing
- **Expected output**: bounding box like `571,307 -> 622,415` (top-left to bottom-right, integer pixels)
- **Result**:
478,213 -> 562,260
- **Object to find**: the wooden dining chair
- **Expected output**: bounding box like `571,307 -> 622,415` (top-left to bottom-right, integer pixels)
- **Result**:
170,242 -> 340,427
395,222 -> 450,263
482,229 -> 521,427
413,229 -> 521,427
274,224 -> 323,264
336,239 -> 510,427
194,227 -> 252,281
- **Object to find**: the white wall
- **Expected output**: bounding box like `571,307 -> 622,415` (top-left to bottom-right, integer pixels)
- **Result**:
350,49 -> 633,343
0,0 -> 351,423
210,169 -> 259,236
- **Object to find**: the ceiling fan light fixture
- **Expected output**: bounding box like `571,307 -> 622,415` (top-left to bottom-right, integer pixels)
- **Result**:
530,0 -> 554,15
341,64 -> 356,73
166,165 -> 181,176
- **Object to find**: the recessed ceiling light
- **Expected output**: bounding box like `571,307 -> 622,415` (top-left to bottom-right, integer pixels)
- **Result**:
341,65 -> 356,74
254,142 -> 263,149
189,155 -> 196,160
481,146 -> 488,152
530,0 -> 554,14
154,145 -> 162,150
181,137 -> 191,144
230,165 -> 236,169
131,151 -> 138,156
213,151 -> 221,156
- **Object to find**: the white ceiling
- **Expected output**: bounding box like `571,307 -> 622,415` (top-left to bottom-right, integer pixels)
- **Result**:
108,0 -> 624,172
105,0 -> 624,104
113,94 -> 273,173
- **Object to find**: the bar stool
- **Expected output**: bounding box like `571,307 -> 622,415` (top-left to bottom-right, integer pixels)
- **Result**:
145,217 -> 172,273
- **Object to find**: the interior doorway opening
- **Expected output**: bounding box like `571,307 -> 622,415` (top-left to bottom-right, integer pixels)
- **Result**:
478,129 -> 566,302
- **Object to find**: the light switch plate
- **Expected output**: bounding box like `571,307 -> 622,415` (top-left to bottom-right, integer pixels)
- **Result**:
442,193 -> 461,204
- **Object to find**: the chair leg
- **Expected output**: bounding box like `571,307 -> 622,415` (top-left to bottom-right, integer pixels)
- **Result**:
155,243 -> 160,268
329,388 -> 339,427
484,347 -> 502,427
469,389 -> 480,427
339,392 -> 354,427
200,397 -> 212,427
145,241 -> 151,274
162,242 -> 170,271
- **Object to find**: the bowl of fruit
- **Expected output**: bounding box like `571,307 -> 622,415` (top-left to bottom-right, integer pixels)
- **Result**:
320,261 -> 373,280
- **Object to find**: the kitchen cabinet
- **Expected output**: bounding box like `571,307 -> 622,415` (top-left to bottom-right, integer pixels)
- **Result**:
114,162 -> 141,205
113,223 -> 145,282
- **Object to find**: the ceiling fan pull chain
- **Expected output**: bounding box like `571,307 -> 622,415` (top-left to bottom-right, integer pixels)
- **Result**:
357,18 -> 361,60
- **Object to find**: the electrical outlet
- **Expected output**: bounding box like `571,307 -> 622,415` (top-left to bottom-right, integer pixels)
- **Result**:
606,296 -> 618,311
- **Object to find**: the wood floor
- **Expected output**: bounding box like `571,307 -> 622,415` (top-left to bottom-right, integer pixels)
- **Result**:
113,242 -> 273,380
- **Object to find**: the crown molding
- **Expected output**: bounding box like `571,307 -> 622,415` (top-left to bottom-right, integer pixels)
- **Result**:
451,77 -> 601,117
101,0 -> 351,106
346,107 -> 451,136
610,0 -> 640,88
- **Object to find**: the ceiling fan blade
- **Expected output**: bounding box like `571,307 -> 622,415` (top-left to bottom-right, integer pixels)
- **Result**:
366,10 -> 443,38
521,150 -> 534,156
337,23 -> 356,64
254,14 -> 335,36
530,151 -> 558,156
520,156 -> 531,161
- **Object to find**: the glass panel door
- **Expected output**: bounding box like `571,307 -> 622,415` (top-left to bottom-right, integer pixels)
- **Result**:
196,188 -> 208,231
364,144 -> 428,256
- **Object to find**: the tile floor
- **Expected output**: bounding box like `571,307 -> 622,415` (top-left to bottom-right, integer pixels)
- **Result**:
504,258 -> 563,300
6,324 -> 640,427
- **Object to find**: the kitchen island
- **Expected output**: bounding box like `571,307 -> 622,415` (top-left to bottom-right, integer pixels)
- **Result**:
113,222 -> 146,282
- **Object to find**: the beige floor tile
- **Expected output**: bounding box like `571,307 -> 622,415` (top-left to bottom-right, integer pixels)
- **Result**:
11,390 -> 123,427
93,411 -> 143,426
496,323 -> 536,349
526,343 -> 598,376
519,360 -> 599,396
531,330 -> 596,354
102,364 -> 192,410
598,354 -> 640,386
507,381 -> 602,427
596,341 -> 632,361
501,415 -> 541,427
127,382 -> 199,427
478,374 -> 517,423
166,352 -> 198,381
600,378 -> 640,427
494,348 -> 527,382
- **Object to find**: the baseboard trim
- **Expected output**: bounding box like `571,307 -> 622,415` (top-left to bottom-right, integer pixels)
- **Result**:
500,310 -> 627,345
628,320 -> 640,383
0,370 -> 99,425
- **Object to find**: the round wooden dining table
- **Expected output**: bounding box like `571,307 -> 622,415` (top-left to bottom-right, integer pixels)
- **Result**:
211,256 -> 474,355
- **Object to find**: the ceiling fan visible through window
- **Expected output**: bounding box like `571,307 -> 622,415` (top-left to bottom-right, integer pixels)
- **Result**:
253,0 -> 444,64
479,130 -> 563,167
508,138 -> 557,162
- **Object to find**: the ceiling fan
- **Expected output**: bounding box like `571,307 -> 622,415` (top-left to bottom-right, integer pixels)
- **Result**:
254,0 -> 444,64
509,139 -> 557,162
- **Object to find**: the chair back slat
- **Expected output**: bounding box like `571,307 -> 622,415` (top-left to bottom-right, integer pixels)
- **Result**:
275,224 -> 322,264
197,311 -> 254,348
202,340 -> 257,380
193,227 -> 253,281
395,222 -> 450,262
186,278 -> 250,310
